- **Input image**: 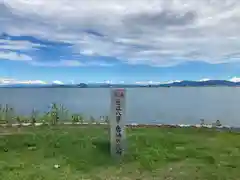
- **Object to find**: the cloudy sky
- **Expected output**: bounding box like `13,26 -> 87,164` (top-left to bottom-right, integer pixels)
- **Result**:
0,0 -> 240,84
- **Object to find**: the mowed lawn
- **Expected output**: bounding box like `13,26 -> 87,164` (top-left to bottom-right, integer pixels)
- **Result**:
0,125 -> 240,180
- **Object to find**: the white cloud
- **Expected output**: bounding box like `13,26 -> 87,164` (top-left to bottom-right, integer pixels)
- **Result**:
199,78 -> 210,82
17,80 -> 47,84
0,77 -> 47,84
103,80 -> 112,84
229,77 -> 240,82
135,81 -> 161,85
0,51 -> 32,61
1,0 -> 240,66
86,61 -> 114,67
0,78 -> 15,84
162,80 -> 182,84
30,60 -> 84,67
0,39 -> 44,51
52,80 -> 64,84
30,60 -> 113,67
1,76 -> 239,85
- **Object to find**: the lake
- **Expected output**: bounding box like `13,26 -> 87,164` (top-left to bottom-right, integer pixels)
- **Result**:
0,87 -> 239,126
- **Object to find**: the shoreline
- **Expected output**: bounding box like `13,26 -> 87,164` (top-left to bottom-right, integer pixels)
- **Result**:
1,122 -> 239,132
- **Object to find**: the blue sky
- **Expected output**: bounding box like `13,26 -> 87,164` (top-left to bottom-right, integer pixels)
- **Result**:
0,0 -> 240,84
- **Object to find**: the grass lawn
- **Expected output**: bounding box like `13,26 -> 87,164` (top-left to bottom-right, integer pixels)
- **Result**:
0,125 -> 240,180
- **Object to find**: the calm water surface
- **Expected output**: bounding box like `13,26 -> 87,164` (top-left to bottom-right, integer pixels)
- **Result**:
0,87 -> 239,126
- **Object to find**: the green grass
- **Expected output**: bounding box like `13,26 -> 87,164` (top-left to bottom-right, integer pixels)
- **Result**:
0,103 -> 74,125
1,125 -> 240,180
0,103 -> 108,125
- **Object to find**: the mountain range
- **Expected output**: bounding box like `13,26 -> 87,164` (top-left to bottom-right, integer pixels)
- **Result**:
0,80 -> 240,88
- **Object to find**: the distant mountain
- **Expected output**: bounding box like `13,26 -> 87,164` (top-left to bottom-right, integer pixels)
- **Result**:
0,80 -> 239,88
159,80 -> 240,87
77,83 -> 88,88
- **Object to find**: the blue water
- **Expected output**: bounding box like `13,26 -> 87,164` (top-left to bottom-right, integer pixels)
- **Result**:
0,87 -> 239,126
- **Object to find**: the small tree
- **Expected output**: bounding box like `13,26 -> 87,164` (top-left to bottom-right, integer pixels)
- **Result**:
16,116 -> 22,127
5,104 -> 12,127
50,103 -> 59,125
71,114 -> 79,124
30,108 -> 38,126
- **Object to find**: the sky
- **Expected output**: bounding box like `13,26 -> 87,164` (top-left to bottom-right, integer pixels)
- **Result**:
0,0 -> 240,84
